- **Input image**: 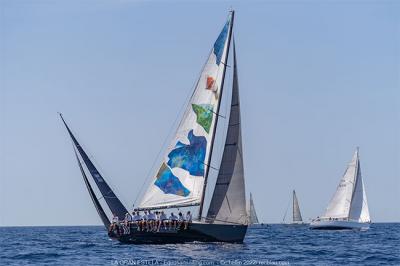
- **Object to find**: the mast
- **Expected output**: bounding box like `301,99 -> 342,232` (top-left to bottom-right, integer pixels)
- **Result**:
60,114 -> 128,220
74,150 -> 111,228
198,10 -> 235,220
292,190 -> 295,223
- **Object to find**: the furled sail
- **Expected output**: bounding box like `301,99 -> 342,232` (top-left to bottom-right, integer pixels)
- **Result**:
249,193 -> 259,225
206,40 -> 247,225
138,12 -> 234,210
323,148 -> 370,221
292,190 -> 303,222
60,114 -> 128,220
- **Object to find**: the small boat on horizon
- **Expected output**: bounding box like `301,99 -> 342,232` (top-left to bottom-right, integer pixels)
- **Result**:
248,193 -> 267,229
310,148 -> 371,230
282,190 -> 307,225
61,10 -> 250,244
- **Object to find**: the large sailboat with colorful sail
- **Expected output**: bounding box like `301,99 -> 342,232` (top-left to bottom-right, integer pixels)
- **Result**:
61,10 -> 249,243
310,148 -> 371,230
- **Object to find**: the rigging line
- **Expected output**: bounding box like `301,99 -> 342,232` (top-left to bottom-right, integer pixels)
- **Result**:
210,110 -> 226,119
132,46 -> 215,207
282,196 -> 291,223
202,161 -> 219,171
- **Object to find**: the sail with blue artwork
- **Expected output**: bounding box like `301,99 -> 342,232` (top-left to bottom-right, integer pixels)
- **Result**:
138,13 -> 234,210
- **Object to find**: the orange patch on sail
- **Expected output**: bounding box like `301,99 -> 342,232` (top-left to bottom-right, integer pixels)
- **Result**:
206,76 -> 215,90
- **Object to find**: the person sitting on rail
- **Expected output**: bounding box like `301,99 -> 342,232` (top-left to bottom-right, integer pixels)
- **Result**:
142,210 -> 149,231
177,212 -> 185,229
124,212 -> 132,225
130,211 -> 136,227
133,211 -> 142,231
123,212 -> 131,234
184,211 -> 192,229
147,210 -> 156,232
110,213 -> 120,234
169,212 -> 178,230
154,211 -> 161,232
159,211 -> 168,231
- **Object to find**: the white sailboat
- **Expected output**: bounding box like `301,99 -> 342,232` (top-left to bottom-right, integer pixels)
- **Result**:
283,190 -> 306,225
310,148 -> 371,230
248,193 -> 267,228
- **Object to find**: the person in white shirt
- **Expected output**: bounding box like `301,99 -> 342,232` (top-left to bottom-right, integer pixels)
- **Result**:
112,213 -> 119,223
147,210 -> 156,231
133,211 -> 143,231
122,212 -> 132,234
155,211 -> 161,232
110,213 -> 120,233
177,212 -> 185,229
184,211 -> 192,229
169,212 -> 178,230
142,211 -> 149,231
124,212 -> 132,225
159,211 -> 168,231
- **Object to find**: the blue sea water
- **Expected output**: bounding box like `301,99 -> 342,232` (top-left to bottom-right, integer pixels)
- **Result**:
0,223 -> 399,266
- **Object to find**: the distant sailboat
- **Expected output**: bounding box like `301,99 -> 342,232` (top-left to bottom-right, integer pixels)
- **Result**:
282,190 -> 306,225
310,148 -> 371,230
248,193 -> 267,228
62,10 -> 249,243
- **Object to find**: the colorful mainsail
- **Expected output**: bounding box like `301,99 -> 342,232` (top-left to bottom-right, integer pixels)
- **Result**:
138,13 -> 234,210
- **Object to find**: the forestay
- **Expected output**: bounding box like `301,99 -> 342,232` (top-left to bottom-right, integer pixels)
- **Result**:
138,13 -> 234,210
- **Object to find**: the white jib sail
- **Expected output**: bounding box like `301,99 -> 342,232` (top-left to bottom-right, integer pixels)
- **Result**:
323,149 -> 359,219
249,193 -> 259,224
138,14 -> 233,210
293,190 -> 303,222
348,160 -> 371,222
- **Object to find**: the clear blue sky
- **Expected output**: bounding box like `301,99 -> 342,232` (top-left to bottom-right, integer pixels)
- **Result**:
1,0 -> 399,226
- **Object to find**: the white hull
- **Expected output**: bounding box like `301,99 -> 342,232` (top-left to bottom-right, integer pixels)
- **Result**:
248,223 -> 268,229
282,222 -> 308,226
310,220 -> 370,230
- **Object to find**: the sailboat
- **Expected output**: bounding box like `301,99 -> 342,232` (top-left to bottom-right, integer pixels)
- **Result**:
310,148 -> 371,230
248,193 -> 267,229
61,10 -> 249,243
282,190 -> 306,225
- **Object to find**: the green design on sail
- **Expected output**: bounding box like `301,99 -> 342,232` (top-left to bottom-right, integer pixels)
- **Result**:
192,104 -> 214,133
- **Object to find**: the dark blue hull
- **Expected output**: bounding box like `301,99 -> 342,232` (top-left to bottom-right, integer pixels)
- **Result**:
110,223 -> 248,244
